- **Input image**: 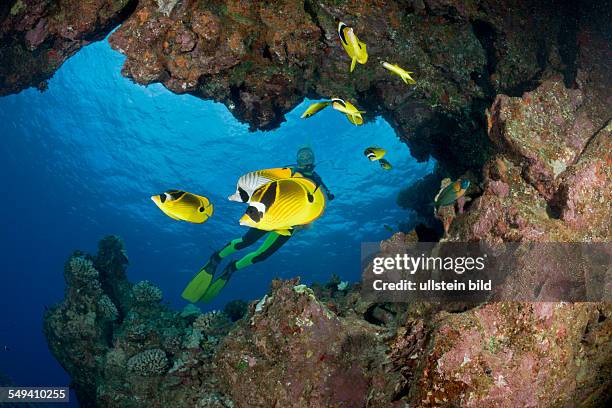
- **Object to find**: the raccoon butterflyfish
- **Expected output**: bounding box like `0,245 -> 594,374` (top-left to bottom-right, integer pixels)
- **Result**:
379,159 -> 392,170
381,62 -> 416,84
151,190 -> 213,223
301,101 -> 332,119
239,177 -> 326,235
337,21 -> 368,72
364,147 -> 386,161
331,98 -> 365,125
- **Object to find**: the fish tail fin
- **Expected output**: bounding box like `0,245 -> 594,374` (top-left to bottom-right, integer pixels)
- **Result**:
350,57 -> 357,72
402,72 -> 416,84
200,276 -> 228,303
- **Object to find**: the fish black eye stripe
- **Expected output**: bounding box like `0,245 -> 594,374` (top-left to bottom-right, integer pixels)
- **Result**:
332,98 -> 346,107
338,23 -> 349,45
260,181 -> 277,209
238,187 -> 249,202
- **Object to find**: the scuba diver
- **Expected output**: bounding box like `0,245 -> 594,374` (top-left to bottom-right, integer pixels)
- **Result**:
182,147 -> 334,303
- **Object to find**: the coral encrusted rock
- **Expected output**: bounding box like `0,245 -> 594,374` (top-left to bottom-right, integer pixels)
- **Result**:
45,237 -> 612,407
105,0 -> 585,174
406,303 -> 612,407
448,78 -> 610,243
44,236 -> 233,407
0,0 -> 137,95
215,279 -> 401,407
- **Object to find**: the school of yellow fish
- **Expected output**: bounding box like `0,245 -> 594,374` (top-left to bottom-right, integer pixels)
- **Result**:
152,18 -> 418,228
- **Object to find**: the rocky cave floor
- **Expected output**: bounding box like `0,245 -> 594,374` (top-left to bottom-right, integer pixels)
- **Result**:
1,0 -> 611,406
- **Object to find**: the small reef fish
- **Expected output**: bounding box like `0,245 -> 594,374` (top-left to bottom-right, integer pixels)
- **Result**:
383,224 -> 394,233
151,190 -> 213,224
331,98 -> 365,125
364,147 -> 386,161
381,62 -> 416,84
337,21 -> 368,72
229,167 -> 295,203
301,101 -> 332,119
434,178 -> 470,210
239,177 -> 326,235
379,158 -> 392,170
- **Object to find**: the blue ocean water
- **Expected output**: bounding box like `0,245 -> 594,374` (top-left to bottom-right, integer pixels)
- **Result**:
0,38 -> 433,396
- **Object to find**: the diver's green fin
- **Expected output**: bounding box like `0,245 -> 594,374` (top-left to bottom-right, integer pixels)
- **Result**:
200,277 -> 228,303
275,229 -> 293,236
182,267 -> 214,303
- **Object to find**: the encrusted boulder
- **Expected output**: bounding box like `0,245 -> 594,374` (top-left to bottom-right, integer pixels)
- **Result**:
215,279 -> 401,407
406,303 -> 612,407
449,79 -> 610,243
487,79 -> 595,200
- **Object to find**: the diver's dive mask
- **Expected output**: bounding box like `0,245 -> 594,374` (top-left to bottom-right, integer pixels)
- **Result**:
297,147 -> 315,170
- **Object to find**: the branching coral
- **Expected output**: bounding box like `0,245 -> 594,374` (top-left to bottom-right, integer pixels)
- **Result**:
193,311 -> 230,335
132,281 -> 163,304
127,349 -> 169,376
66,256 -> 99,283
97,295 -> 119,321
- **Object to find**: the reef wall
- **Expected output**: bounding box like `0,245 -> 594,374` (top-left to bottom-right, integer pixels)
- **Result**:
396,0 -> 611,235
44,237 -> 612,407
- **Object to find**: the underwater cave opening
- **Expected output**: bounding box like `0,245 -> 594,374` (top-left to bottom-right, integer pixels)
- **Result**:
0,37 -> 435,389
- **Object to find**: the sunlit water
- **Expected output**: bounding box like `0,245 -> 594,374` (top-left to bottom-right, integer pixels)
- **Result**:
0,38 -> 433,393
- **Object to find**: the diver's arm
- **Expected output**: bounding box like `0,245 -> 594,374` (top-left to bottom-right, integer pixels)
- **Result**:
311,172 -> 334,201
285,164 -> 298,176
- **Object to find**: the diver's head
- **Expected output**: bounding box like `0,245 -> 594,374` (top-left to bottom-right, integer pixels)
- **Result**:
296,147 -> 315,171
